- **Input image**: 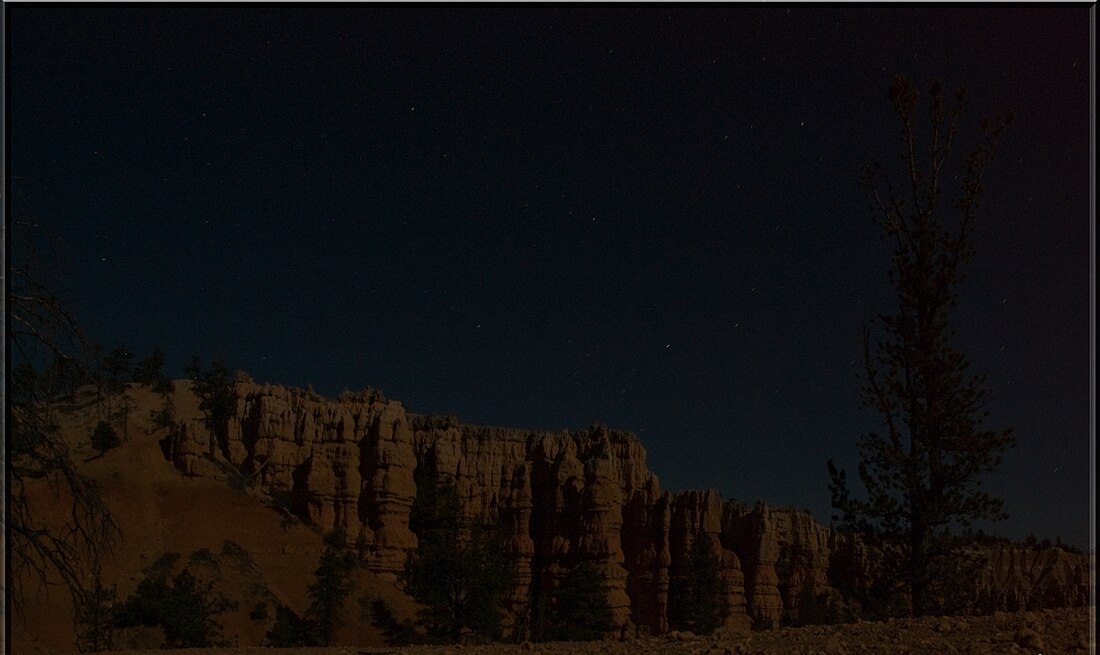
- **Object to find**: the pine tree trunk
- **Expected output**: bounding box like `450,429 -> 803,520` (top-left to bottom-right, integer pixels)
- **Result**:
909,522 -> 930,617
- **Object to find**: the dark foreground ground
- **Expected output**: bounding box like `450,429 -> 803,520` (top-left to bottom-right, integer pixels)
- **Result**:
101,607 -> 1093,655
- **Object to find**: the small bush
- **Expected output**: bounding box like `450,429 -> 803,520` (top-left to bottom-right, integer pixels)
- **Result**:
366,597 -> 422,646
151,552 -> 181,572
91,420 -> 120,454
270,490 -> 299,524
150,395 -> 175,430
189,548 -> 218,566
794,578 -> 831,626
354,530 -> 371,565
752,617 -> 774,631
221,540 -> 259,575
266,604 -> 313,647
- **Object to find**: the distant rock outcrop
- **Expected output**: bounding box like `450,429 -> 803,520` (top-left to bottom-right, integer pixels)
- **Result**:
973,546 -> 1091,610
162,381 -> 1090,632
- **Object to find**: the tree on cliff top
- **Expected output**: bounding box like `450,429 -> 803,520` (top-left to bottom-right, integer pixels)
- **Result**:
134,345 -> 174,394
828,75 -> 1015,617
184,355 -> 236,457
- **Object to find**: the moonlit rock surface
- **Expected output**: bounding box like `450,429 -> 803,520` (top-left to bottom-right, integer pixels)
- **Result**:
162,380 -> 1091,633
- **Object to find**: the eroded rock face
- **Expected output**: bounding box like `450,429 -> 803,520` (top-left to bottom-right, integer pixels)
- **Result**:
770,508 -> 833,619
825,533 -> 1092,618
163,381 -> 1090,633
723,502 -> 784,626
974,545 -> 1091,611
667,490 -> 751,630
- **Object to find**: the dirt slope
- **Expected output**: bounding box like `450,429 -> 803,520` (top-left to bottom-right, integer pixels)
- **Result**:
10,383 -> 419,654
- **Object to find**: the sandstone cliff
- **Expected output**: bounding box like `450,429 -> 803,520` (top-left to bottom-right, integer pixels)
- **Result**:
163,381 -> 1090,633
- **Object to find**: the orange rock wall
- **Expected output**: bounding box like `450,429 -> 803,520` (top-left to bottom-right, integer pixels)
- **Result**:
164,382 -> 1090,632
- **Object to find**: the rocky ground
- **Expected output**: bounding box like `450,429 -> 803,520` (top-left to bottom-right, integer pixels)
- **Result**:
100,607 -> 1093,655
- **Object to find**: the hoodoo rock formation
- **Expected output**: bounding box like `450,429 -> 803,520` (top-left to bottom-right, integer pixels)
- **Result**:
163,381 -> 1090,633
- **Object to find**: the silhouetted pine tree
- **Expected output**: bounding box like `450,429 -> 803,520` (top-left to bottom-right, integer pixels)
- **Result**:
538,560 -> 614,642
304,528 -> 358,645
113,557 -> 235,648
184,355 -> 236,456
405,449 -> 512,642
669,535 -> 727,635
829,75 -> 1015,617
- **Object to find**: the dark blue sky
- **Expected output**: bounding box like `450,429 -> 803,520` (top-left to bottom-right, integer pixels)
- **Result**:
8,6 -> 1092,548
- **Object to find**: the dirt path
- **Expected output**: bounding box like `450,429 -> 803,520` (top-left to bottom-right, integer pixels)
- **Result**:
96,607 -> 1093,655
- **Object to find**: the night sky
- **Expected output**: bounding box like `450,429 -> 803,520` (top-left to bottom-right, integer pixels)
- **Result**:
8,7 -> 1092,548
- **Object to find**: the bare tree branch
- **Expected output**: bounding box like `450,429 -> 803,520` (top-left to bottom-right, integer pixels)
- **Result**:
4,190 -> 119,630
